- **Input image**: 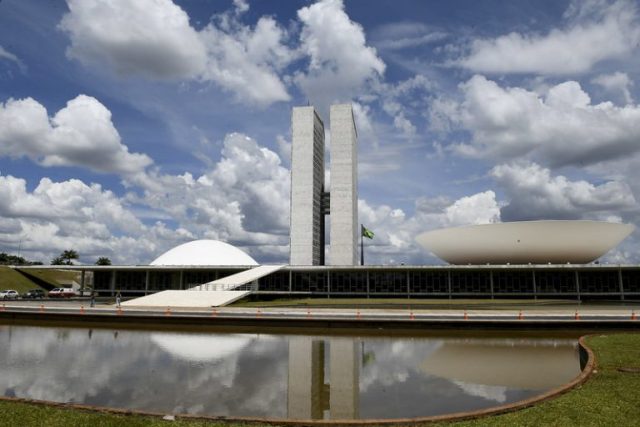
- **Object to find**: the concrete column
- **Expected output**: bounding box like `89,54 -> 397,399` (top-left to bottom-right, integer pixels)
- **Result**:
618,268 -> 625,301
110,270 -> 117,297
329,338 -> 360,419
489,270 -> 494,299
329,104 -> 358,266
366,270 -> 370,298
290,106 -> 325,265
575,270 -> 581,301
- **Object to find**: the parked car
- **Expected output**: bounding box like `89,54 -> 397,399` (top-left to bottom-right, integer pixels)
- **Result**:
22,289 -> 45,299
0,290 -> 19,300
48,288 -> 77,298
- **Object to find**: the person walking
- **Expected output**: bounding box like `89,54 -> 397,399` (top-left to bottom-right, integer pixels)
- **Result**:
115,291 -> 121,308
90,292 -> 96,308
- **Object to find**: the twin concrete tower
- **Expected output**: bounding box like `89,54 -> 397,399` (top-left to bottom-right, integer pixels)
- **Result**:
290,104 -> 358,266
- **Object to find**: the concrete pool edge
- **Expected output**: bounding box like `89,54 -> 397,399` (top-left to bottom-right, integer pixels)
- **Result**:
0,334 -> 596,425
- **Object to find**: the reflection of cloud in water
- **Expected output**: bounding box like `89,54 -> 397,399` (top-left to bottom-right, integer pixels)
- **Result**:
452,381 -> 507,403
151,333 -> 252,362
0,325 -> 288,417
359,339 -> 442,392
0,326 -> 580,420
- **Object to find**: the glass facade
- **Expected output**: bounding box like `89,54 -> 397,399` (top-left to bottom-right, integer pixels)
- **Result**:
82,266 -> 640,300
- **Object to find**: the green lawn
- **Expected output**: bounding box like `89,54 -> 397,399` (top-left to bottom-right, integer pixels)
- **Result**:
22,268 -> 81,287
0,334 -> 638,426
233,297 -> 577,308
0,266 -> 44,293
0,266 -> 80,294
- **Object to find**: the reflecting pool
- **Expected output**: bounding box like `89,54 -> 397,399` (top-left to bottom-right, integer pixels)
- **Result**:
0,324 -> 580,420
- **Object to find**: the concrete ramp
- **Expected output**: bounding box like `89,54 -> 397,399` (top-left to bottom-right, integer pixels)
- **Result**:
191,265 -> 285,291
122,265 -> 286,307
121,290 -> 251,308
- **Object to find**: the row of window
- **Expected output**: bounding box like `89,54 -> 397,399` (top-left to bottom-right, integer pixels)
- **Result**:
92,269 -> 640,295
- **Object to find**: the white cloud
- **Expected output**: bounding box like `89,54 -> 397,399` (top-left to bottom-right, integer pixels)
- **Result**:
233,0 -> 249,15
125,132 -> 291,261
60,0 -> 207,79
458,0 -> 640,75
60,0 -> 292,106
373,74 -> 435,139
0,95 -> 152,175
592,71 -> 634,104
491,162 -> 636,221
357,191 -> 501,264
370,22 -> 447,50
198,15 -> 292,105
444,191 -> 501,226
295,0 -> 385,112
0,174 -> 193,264
435,75 -> 640,167
0,132 -> 291,264
0,45 -> 24,70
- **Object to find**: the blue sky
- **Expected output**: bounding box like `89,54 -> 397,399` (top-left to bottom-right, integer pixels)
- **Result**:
1,0 -> 639,265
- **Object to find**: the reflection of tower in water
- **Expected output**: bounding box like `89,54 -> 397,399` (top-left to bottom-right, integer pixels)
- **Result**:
287,337 -> 360,420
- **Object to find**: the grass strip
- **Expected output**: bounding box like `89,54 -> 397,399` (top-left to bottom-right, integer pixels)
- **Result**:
233,297 -> 578,309
0,333 -> 638,426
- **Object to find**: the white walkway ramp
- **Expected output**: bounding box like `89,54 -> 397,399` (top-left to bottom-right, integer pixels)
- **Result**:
191,265 -> 285,291
121,290 -> 251,308
122,265 -> 286,308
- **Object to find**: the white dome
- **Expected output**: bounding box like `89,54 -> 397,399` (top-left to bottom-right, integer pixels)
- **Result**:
150,239 -> 258,266
416,220 -> 634,265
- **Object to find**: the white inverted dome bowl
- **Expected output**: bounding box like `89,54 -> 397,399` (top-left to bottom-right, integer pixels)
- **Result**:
416,220 -> 634,265
150,239 -> 258,266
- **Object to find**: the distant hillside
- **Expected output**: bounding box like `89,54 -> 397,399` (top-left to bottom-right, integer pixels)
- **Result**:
15,268 -> 82,290
0,267 -> 45,293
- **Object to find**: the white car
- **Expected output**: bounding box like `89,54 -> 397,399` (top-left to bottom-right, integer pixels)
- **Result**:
0,290 -> 19,300
48,288 -> 77,298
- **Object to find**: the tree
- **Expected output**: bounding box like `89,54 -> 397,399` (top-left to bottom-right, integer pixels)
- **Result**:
50,256 -> 65,265
95,257 -> 112,266
61,249 -> 79,265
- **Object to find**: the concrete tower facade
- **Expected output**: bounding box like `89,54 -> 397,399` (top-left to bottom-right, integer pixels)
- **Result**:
329,104 -> 358,265
290,106 -> 325,265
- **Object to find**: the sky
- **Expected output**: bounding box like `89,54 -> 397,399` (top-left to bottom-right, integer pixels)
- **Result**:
0,0 -> 639,265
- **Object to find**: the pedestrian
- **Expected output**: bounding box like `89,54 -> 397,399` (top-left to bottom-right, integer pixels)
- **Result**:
115,291 -> 121,308
90,292 -> 96,308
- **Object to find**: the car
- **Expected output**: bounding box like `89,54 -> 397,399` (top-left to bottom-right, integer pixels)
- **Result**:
22,289 -> 45,299
48,288 -> 77,298
0,290 -> 20,300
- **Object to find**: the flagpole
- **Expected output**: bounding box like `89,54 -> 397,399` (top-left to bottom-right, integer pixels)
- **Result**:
360,224 -> 364,266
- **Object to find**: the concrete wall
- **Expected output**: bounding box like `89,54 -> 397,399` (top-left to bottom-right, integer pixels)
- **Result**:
329,104 -> 358,265
290,107 -> 325,265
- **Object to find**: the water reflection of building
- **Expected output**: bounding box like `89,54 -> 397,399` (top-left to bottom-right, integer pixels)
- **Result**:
287,337 -> 360,420
421,339 -> 580,390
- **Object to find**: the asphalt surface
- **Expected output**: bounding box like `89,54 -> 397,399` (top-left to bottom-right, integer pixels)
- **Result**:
1,299 -> 640,325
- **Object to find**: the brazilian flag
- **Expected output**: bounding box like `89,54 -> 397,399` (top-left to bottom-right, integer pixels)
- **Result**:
361,225 -> 374,239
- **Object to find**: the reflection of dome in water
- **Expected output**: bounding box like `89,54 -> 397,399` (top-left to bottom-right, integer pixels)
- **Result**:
151,333 -> 252,362
421,341 -> 579,390
150,239 -> 258,266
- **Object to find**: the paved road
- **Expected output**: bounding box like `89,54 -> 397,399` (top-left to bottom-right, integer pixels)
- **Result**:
2,299 -> 640,324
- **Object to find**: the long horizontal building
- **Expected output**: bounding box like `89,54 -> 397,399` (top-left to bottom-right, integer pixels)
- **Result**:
15,263 -> 640,300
